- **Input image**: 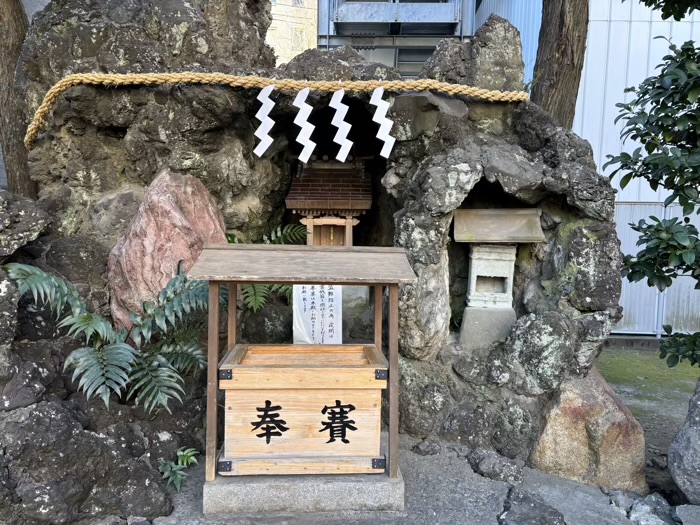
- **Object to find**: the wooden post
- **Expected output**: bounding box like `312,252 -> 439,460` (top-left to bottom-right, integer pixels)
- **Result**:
374,285 -> 382,350
388,284 -> 399,479
345,216 -> 354,247
302,216 -> 314,246
228,283 -> 237,350
206,281 -> 220,482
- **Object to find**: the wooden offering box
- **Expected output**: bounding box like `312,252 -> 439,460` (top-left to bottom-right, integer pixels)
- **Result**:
218,343 -> 388,476
187,244 -> 417,483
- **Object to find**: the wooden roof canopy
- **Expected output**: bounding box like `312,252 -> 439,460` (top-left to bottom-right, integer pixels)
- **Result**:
187,244 -> 418,284
285,160 -> 373,214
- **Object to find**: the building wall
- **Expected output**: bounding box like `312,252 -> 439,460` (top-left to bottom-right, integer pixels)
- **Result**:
267,0 -> 318,66
572,1 -> 700,335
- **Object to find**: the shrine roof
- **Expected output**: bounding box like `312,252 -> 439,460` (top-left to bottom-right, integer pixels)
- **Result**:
453,209 -> 546,243
285,166 -> 372,212
188,244 -> 417,284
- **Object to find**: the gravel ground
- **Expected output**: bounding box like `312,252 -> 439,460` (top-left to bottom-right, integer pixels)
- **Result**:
153,437 -> 634,525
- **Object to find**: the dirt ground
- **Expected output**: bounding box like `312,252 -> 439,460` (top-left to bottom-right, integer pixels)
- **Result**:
597,346 -> 700,502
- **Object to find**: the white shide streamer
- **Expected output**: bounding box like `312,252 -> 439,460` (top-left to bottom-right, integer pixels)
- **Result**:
369,87 -> 395,158
329,89 -> 353,162
292,87 -> 317,164
253,84 -> 276,157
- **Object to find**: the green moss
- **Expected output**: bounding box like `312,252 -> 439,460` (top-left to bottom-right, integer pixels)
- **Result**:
597,347 -> 699,420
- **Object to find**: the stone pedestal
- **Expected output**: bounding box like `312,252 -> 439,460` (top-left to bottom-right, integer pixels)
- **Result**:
203,469 -> 405,514
459,307 -> 516,357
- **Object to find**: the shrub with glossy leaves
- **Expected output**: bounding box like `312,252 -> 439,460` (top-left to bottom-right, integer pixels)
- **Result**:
606,40 -> 700,215
632,0 -> 700,21
607,38 -> 700,368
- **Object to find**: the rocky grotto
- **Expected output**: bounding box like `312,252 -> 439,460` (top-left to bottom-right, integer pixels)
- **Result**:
1,0 -> 693,523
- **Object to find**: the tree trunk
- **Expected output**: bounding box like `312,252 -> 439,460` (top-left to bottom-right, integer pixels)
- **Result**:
531,0 -> 589,130
0,0 -> 34,197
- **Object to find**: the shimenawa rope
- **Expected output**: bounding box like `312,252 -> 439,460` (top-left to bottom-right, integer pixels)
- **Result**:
24,72 -> 530,149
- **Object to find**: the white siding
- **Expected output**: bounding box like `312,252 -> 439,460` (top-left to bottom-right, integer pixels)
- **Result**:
615,203 -> 664,334
572,0 -> 700,334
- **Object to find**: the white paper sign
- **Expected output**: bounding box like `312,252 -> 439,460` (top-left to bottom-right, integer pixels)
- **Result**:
293,284 -> 342,344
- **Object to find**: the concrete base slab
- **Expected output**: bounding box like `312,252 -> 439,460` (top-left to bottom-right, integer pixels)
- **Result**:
459,307 -> 516,357
203,469 -> 405,515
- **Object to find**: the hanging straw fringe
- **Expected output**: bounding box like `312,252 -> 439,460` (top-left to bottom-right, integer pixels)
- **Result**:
24,72 -> 530,149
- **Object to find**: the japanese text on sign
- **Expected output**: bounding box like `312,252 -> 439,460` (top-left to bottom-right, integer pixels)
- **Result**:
293,285 -> 342,344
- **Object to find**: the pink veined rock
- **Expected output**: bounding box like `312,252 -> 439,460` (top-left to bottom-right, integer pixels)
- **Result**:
107,170 -> 227,329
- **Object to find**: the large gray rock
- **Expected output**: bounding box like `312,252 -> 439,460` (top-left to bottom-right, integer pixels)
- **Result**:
0,401 -> 173,524
0,270 -> 19,387
498,488 -> 566,525
676,505 -> 700,525
380,19 -> 623,483
0,190 -> 49,262
420,14 -> 524,91
669,379 -> 700,504
278,46 -> 401,82
19,0 -> 287,244
18,0 -> 275,113
1,337 -> 79,412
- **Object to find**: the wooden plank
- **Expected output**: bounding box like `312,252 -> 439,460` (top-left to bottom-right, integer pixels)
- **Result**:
218,455 -> 383,476
224,389 -> 382,459
453,208 -> 546,243
219,367 -> 386,390
227,283 -> 237,350
243,353 -> 369,366
187,244 -> 417,285
221,344 -> 383,363
364,343 -> 387,369
202,244 -> 407,253
219,344 -> 387,389
219,343 -> 246,369
205,281 -> 220,482
388,284 -> 399,479
374,285 -> 382,350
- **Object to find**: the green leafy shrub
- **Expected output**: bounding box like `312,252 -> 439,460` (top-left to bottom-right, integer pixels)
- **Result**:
159,447 -> 199,491
227,223 -> 306,312
631,0 -> 700,21
606,38 -> 700,368
3,262 -> 209,412
622,216 -> 700,291
660,324 -> 700,367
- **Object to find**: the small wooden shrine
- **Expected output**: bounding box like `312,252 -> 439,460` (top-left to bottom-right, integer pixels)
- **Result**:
285,158 -> 372,247
187,244 -> 416,485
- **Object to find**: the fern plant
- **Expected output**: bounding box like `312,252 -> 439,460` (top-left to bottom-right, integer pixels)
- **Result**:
159,447 -> 200,491
3,262 -> 210,413
227,223 -> 306,312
